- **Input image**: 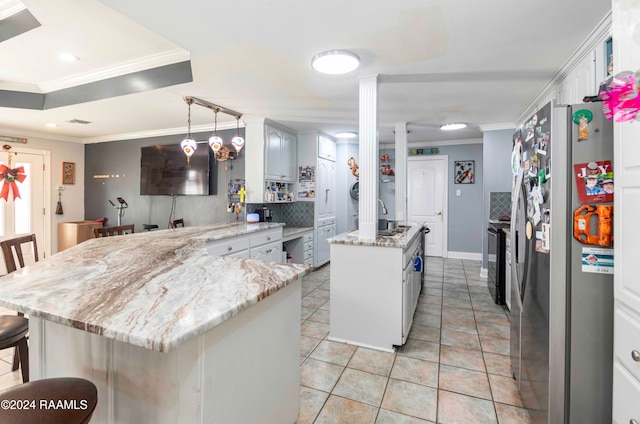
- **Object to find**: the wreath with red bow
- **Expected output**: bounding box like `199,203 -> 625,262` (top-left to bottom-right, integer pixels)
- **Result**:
0,164 -> 27,201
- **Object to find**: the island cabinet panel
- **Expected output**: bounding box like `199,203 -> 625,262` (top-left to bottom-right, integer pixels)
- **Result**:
29,282 -> 302,424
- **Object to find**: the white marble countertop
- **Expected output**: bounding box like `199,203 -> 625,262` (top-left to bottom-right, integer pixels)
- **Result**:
282,226 -> 314,241
327,222 -> 424,249
0,222 -> 309,352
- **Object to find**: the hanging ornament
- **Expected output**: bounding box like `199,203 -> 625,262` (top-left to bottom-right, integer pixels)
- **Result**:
0,161 -> 27,201
599,71 -> 640,122
55,191 -> 64,215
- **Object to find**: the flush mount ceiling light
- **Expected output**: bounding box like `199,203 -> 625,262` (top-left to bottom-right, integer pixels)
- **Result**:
180,98 -> 197,165
311,50 -> 360,75
335,131 -> 358,139
440,123 -> 467,131
45,123 -> 58,128
58,53 -> 80,62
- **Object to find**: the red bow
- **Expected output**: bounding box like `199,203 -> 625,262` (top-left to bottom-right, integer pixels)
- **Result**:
0,165 -> 27,201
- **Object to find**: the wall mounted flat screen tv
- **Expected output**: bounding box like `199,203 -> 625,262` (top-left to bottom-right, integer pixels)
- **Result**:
140,143 -> 216,195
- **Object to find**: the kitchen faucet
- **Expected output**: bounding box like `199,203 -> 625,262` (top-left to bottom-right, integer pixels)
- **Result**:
378,198 -> 388,215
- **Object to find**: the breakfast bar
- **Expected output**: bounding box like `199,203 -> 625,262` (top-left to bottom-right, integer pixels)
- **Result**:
0,223 -> 309,424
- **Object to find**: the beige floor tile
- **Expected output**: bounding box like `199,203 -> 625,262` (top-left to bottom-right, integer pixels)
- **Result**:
314,395 -> 378,424
438,364 -> 492,400
310,340 -> 357,366
477,322 -> 510,340
483,352 -> 513,377
297,386 -> 329,424
308,308 -> 330,324
301,287 -> 315,297
472,301 -> 508,314
437,390 -> 498,424
441,306 -> 475,320
390,356 -> 438,388
302,296 -> 327,309
375,408 -> 435,423
424,288 -> 442,297
441,315 -> 478,334
480,335 -> 510,355
413,312 -> 441,328
300,358 -> 344,392
0,369 -> 22,391
301,336 -> 323,357
307,288 -> 331,300
439,345 -> 486,372
397,339 -> 439,362
301,306 -> 316,321
319,300 -> 330,310
442,297 -> 473,309
488,374 -> 524,407
415,303 -> 441,317
494,402 -> 532,424
301,321 -> 329,339
474,310 -> 509,326
440,328 -> 481,351
381,379 -> 437,422
332,368 -> 388,406
348,348 -> 396,377
407,324 -> 440,344
469,285 -> 492,294
418,295 -> 442,305
442,289 -> 470,301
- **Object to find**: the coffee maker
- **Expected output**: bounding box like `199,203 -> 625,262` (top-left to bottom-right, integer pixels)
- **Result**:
256,205 -> 273,222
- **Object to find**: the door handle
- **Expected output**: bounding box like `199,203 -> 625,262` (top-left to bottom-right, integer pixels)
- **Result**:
511,168 -> 525,311
437,211 -> 442,216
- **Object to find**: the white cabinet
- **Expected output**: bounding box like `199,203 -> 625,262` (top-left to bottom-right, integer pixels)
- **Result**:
206,227 -> 283,264
317,158 -> 336,224
318,135 -> 336,161
250,240 -> 283,262
315,221 -> 335,267
265,123 -> 297,182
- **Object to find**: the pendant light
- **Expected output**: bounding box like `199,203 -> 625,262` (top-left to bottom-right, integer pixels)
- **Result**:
208,108 -> 223,153
231,116 -> 245,153
180,98 -> 197,164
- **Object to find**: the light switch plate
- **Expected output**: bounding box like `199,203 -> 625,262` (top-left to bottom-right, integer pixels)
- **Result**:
456,190 -> 461,197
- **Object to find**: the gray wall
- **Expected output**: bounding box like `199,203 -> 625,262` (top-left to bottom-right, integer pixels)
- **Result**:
85,128 -> 244,230
481,129 -> 515,268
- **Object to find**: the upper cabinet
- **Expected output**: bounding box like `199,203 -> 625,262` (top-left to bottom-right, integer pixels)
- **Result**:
318,135 -> 336,161
265,123 -> 297,182
245,119 -> 298,204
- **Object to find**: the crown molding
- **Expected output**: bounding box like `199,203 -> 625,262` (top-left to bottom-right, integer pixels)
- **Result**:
0,125 -> 83,144
39,49 -> 191,93
0,1 -> 26,21
380,137 -> 482,149
82,120 -> 241,144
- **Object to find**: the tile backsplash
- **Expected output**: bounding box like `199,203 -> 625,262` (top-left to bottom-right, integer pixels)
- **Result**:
247,202 -> 315,227
489,192 -> 511,219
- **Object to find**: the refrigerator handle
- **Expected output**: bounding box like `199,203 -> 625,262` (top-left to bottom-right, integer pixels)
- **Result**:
510,167 -> 525,311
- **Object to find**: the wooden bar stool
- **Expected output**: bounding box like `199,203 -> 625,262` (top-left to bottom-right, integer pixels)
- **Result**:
92,224 -> 135,237
0,234 -> 38,382
0,378 -> 98,423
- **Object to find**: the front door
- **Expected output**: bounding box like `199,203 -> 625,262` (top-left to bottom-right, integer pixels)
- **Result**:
407,156 -> 447,257
0,151 -> 45,273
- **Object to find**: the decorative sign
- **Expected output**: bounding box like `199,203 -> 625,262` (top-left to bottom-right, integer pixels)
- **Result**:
582,247 -> 614,274
454,160 -> 474,184
63,162 -> 76,185
0,135 -> 27,144
573,160 -> 613,204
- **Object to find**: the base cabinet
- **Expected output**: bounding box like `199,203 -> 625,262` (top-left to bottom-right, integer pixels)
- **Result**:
206,228 -> 283,264
315,222 -> 335,267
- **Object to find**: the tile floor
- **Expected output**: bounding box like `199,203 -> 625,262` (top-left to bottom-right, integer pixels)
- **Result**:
297,257 -> 531,424
0,258 -> 531,423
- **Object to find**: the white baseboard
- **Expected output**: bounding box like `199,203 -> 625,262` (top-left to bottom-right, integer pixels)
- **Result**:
480,268 -> 488,278
447,251 -> 482,261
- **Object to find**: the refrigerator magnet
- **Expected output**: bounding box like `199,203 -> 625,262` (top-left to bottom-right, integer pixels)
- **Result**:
573,109 -> 593,141
541,223 -> 551,251
533,203 -> 542,226
526,221 -> 534,239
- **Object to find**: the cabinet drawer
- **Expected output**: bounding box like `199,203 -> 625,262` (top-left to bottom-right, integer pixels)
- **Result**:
303,232 -> 314,243
304,249 -> 313,261
615,308 -> 640,381
613,362 -> 640,423
207,237 -> 250,257
304,241 -> 313,251
304,258 -> 314,268
250,228 -> 282,247
318,217 -> 336,227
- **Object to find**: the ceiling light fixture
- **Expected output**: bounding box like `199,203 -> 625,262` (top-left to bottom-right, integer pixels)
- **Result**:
440,123 -> 467,131
231,116 -> 245,153
46,123 -> 58,128
180,98 -> 197,165
311,50 -> 360,75
335,131 -> 358,139
208,108 -> 223,153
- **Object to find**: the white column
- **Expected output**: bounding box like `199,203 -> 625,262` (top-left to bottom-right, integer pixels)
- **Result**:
395,122 -> 407,222
358,75 -> 379,240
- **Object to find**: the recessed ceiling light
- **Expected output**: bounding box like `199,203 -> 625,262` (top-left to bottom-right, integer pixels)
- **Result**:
440,123 -> 467,131
46,123 -> 58,128
311,50 -> 360,75
59,53 -> 80,62
335,131 -> 358,139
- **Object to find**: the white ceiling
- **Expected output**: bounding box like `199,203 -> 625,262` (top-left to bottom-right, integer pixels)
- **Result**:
0,0 -> 611,144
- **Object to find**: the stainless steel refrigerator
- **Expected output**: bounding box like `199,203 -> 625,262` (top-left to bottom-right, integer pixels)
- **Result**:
509,101 -> 614,423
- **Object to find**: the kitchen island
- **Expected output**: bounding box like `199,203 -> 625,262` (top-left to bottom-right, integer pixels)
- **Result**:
328,223 -> 424,352
0,223 -> 309,424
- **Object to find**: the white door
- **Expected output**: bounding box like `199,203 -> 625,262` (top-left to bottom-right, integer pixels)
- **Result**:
407,156 -> 447,257
0,151 -> 45,273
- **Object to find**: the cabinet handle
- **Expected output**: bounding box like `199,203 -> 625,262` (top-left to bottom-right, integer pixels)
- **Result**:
267,236 -> 271,241
227,246 -> 233,251
630,419 -> 638,424
632,350 -> 640,362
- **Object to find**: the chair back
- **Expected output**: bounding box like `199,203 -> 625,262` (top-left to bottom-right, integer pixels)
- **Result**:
93,225 -> 135,238
0,234 -> 39,274
170,219 -> 184,229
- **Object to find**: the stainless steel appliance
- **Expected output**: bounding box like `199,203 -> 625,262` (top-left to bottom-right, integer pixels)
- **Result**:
487,221 -> 509,305
510,101 -> 613,422
257,206 -> 273,222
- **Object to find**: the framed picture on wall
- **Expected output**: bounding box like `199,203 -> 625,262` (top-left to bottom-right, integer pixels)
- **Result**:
454,160 -> 474,184
62,162 -> 75,185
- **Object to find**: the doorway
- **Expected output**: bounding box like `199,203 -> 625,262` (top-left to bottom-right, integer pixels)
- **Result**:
0,149 -> 48,273
407,156 -> 448,257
